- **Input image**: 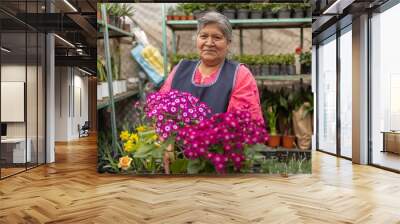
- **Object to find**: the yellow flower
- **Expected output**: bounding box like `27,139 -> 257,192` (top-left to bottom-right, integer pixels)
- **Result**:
136,125 -> 146,132
124,140 -> 135,152
118,156 -> 132,170
151,134 -> 158,141
120,130 -> 130,141
129,133 -> 139,143
154,142 -> 161,147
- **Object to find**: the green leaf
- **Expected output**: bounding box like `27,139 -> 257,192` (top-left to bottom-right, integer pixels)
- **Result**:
247,144 -> 268,152
170,159 -> 189,174
187,159 -> 205,174
151,147 -> 164,159
134,144 -> 156,158
138,129 -> 156,138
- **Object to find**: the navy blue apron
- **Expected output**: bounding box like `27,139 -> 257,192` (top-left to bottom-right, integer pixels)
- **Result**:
171,59 -> 239,114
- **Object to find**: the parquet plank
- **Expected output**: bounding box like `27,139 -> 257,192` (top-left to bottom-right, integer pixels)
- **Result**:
0,135 -> 399,223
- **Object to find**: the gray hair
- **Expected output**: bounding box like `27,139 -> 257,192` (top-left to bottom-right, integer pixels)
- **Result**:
197,11 -> 232,42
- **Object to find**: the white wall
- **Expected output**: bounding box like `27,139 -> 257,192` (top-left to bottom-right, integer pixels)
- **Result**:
55,66 -> 69,141
55,67 -> 89,141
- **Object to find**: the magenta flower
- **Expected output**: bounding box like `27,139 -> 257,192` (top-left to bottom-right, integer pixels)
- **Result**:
145,90 -> 212,139
177,110 -> 269,173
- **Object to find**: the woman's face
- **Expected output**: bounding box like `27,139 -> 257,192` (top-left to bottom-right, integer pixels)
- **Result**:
197,23 -> 230,65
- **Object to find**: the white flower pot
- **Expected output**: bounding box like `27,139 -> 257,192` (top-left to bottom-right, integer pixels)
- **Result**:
117,80 -> 122,94
101,82 -> 109,98
97,84 -> 102,100
113,81 -> 119,95
121,80 -> 127,93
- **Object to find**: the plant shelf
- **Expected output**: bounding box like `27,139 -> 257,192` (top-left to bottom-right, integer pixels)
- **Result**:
166,18 -> 312,30
97,89 -> 139,110
254,74 -> 311,81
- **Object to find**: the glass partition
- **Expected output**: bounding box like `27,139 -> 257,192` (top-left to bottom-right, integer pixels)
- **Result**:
1,30 -> 28,178
0,1 -> 46,179
317,35 -> 337,154
371,3 -> 400,171
339,26 -> 352,158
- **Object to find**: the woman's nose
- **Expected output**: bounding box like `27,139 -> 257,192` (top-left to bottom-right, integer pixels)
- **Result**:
205,37 -> 215,46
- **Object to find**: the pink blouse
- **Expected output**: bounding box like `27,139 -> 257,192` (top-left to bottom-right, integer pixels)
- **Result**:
160,63 -> 264,122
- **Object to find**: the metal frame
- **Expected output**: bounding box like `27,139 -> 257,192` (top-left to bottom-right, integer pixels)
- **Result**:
336,20 -> 341,157
367,11 -> 373,165
161,5 -> 312,75
100,4 -> 119,151
0,2 -> 47,179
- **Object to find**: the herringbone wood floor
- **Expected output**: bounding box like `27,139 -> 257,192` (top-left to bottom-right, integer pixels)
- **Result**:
1,135 -> 400,224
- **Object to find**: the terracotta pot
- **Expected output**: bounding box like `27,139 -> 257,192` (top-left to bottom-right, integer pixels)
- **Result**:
268,135 -> 281,148
172,15 -> 180,20
167,15 -> 173,20
282,135 -> 295,149
122,23 -> 130,32
187,15 -> 194,20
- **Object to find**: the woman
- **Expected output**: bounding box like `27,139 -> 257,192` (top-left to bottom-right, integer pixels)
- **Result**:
160,12 -> 264,173
160,11 -> 263,122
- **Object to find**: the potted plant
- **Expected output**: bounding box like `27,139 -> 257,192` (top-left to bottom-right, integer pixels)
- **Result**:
222,4 -> 236,20
273,3 -> 291,19
263,3 -> 274,18
105,3 -> 115,25
277,54 -> 287,75
111,4 -> 123,28
292,3 -> 304,18
279,91 -> 295,149
244,55 -> 259,76
266,105 -> 280,148
167,7 -> 175,20
299,51 -> 311,74
120,3 -> 134,31
261,55 -> 270,76
97,58 -> 106,100
269,55 -> 280,75
174,6 -> 185,20
292,86 -> 314,150
193,4 -> 206,19
97,57 -> 109,99
304,2 -> 312,18
181,3 -> 195,20
254,55 -> 263,76
250,4 -> 264,19
285,54 -> 296,75
237,4 -> 249,19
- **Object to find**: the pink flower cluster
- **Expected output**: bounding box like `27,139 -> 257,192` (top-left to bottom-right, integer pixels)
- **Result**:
145,90 -> 211,139
177,110 -> 269,173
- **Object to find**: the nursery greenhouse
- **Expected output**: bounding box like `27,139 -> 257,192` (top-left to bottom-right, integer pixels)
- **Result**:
97,3 -> 313,175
